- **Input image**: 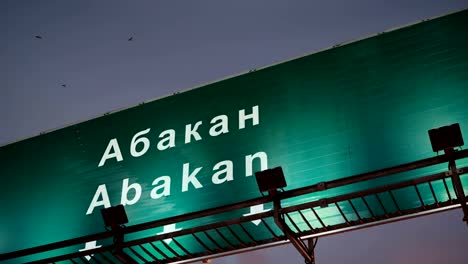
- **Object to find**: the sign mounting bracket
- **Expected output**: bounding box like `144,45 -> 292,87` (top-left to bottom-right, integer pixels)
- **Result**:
271,189 -> 317,264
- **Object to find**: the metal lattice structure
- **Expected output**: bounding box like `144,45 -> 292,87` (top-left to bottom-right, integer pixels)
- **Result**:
1,149 -> 467,264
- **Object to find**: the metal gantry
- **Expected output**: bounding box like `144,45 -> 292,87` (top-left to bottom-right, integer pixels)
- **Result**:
1,149 -> 467,264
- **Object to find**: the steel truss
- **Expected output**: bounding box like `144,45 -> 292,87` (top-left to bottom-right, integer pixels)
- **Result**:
1,150 -> 467,264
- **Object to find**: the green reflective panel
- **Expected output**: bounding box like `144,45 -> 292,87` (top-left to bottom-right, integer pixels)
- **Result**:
1,9 -> 468,262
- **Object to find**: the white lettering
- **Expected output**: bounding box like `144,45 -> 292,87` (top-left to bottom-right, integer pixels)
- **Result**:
245,151 -> 268,176
212,160 -> 233,184
239,105 -> 259,129
182,163 -> 203,192
86,184 -> 111,215
185,121 -> 203,143
151,176 -> 171,199
209,115 -> 229,136
157,129 -> 176,150
98,139 -> 123,167
87,150 -> 270,215
130,128 -> 151,157
121,178 -> 142,205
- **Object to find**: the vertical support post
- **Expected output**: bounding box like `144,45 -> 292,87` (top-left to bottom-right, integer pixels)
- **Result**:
307,238 -> 317,264
270,190 -> 315,264
448,158 -> 468,224
111,226 -> 137,263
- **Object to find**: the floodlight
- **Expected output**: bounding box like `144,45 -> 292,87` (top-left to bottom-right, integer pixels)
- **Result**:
100,206 -> 135,262
428,123 -> 464,152
255,167 -> 287,193
101,204 -> 128,228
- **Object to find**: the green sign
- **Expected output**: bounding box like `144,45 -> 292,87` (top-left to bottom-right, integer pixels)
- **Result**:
2,9 -> 468,262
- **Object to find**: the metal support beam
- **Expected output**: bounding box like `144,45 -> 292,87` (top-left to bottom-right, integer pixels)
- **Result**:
270,190 -> 316,264
2,150 -> 467,263
308,238 -> 318,263
111,226 -> 137,264
447,150 -> 468,224
3,150 -> 467,262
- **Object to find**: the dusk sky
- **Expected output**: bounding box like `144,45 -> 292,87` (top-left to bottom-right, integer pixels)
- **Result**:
2,1 -> 468,263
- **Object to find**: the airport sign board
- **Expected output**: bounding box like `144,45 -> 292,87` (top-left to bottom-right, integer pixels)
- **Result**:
1,9 -> 468,262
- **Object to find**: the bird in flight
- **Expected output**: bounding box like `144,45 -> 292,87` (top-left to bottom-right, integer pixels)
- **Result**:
61,84 -> 67,88
128,36 -> 133,41
35,35 -> 43,39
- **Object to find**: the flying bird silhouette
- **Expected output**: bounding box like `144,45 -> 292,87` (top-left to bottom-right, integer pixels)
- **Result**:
128,37 -> 133,41
61,84 -> 67,88
35,35 -> 43,39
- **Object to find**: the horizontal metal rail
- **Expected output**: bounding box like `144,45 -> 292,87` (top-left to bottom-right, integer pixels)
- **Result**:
1,149 -> 467,263
25,211 -> 281,263
24,167 -> 468,264
277,149 -> 468,199
281,168 -> 467,236
281,168 -> 467,215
